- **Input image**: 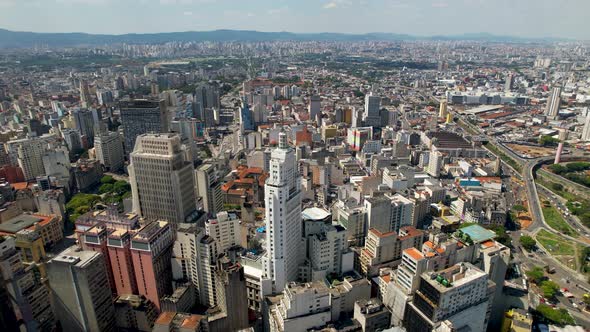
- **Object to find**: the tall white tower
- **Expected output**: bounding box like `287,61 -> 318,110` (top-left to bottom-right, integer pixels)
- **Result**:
263,131 -> 303,294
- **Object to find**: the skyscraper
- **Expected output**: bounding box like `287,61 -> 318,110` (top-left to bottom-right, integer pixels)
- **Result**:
239,98 -> 255,131
79,80 -> 92,108
48,246 -> 115,332
309,95 -> 321,121
438,98 -> 448,118
129,134 -> 197,224
119,99 -> 168,156
73,108 -> 96,146
94,131 -> 125,172
195,163 -> 224,216
263,131 -> 304,294
545,86 -> 562,118
363,93 -> 381,127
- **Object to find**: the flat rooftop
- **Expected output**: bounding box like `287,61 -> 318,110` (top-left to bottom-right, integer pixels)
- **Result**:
457,224 -> 496,244
0,214 -> 44,233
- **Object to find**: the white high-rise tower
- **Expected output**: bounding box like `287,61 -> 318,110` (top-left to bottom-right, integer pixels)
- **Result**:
263,131 -> 303,294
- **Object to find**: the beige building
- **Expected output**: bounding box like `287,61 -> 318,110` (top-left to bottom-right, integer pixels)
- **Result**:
129,134 -> 197,224
95,131 -> 125,172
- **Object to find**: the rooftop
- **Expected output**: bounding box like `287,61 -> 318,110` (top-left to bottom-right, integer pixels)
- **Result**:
456,224 -> 496,244
0,214 -> 45,233
301,207 -> 331,221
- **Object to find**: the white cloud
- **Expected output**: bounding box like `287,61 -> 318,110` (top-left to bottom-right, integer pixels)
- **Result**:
183,11 -> 193,16
323,0 -> 353,10
323,2 -> 338,9
431,1 -> 449,8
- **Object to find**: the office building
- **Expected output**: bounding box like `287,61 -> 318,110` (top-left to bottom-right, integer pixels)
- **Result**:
262,131 -> 304,294
119,99 -> 168,155
404,263 -> 495,332
48,246 -> 115,332
114,294 -> 158,332
129,134 -> 197,224
309,95 -> 321,120
363,93 -> 381,127
545,86 -> 562,118
195,163 -> 223,216
130,221 -> 175,310
95,131 -> 125,172
240,98 -> 255,131
73,108 -> 96,146
61,128 -> 82,157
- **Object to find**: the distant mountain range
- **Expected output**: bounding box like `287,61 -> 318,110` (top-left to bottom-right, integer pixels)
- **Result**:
0,28 -> 568,48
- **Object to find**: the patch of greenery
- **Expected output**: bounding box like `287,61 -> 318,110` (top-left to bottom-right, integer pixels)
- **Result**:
525,266 -> 545,284
541,204 -> 576,236
483,142 -> 522,173
540,280 -> 560,299
535,304 -> 575,326
520,235 -> 536,251
539,135 -> 560,147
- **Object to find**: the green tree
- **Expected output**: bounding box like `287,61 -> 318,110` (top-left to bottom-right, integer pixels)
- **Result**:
549,164 -> 567,175
539,135 -> 560,147
551,183 -> 564,191
520,235 -> 537,251
99,183 -> 114,194
540,280 -> 560,299
101,175 -> 115,184
536,304 -> 575,326
525,267 -> 545,284
113,181 -> 130,195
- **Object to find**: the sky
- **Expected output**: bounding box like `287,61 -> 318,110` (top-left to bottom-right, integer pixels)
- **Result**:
0,0 -> 589,39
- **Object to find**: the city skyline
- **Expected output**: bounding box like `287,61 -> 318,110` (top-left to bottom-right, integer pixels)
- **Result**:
0,0 -> 589,40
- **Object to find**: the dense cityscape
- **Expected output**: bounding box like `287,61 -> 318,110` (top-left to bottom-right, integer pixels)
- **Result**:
1,16 -> 590,332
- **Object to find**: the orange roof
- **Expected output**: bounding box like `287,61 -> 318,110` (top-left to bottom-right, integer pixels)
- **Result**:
423,241 -> 435,249
11,182 -> 29,190
369,228 -> 396,238
29,214 -> 55,227
181,315 -> 204,329
481,240 -> 495,248
155,312 -> 176,325
404,247 -> 425,261
381,274 -> 391,283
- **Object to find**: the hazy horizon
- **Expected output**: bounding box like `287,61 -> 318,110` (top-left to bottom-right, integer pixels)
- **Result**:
0,0 -> 589,40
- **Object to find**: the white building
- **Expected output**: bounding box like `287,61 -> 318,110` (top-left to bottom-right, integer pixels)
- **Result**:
427,151 -> 443,178
266,281 -> 332,332
205,211 -> 242,254
262,131 -> 304,294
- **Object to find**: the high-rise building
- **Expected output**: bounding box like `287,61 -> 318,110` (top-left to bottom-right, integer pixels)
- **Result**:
48,246 -> 115,332
209,257 -> 249,332
404,263 -> 495,332
6,135 -> 58,181
309,95 -> 321,121
545,86 -> 562,118
262,131 -> 304,294
364,193 -> 414,234
438,99 -> 448,118
205,211 -> 242,253
239,98 -> 255,131
427,151 -> 443,178
119,99 -> 168,155
195,163 -> 223,216
95,131 -> 125,172
73,108 -> 96,146
504,73 -> 514,92
79,80 -> 92,107
363,93 -> 381,127
129,134 -> 197,224
61,128 -> 82,157
0,236 -> 55,331
581,114 -> 590,141
130,221 -> 174,310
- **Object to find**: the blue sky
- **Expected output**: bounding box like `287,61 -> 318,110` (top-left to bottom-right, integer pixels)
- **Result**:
0,0 -> 588,39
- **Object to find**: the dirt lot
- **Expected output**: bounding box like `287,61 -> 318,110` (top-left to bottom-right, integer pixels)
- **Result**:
506,144 -> 556,158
